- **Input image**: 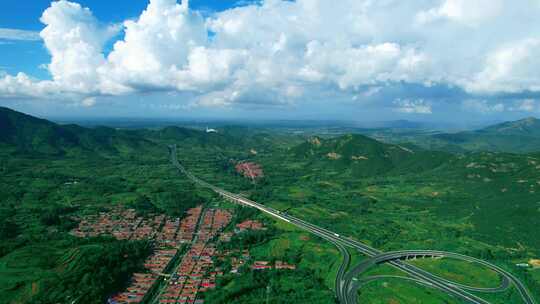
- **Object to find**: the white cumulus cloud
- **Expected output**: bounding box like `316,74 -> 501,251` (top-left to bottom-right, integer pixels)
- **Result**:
40,0 -> 121,94
1,0 -> 540,111
103,0 -> 207,92
416,0 -> 503,26
393,98 -> 432,114
462,99 -> 505,114
81,96 -> 97,107
509,99 -> 539,112
464,39 -> 540,94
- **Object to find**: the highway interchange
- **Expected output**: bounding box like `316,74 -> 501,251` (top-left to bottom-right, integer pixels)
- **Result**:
169,145 -> 536,304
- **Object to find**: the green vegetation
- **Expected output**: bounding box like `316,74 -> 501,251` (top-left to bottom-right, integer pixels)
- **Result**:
363,117 -> 540,153
205,205 -> 339,303
472,287 -> 526,304
0,238 -> 150,304
357,278 -> 459,304
410,258 -> 502,288
2,106 -> 540,303
430,117 -> 540,153
184,132 -> 540,302
351,117 -> 540,154
205,270 -> 336,304
0,107 -> 225,302
248,219 -> 342,289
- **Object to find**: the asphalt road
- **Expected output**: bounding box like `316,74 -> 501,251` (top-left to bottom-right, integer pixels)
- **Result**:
168,145 -> 536,304
341,250 -> 519,304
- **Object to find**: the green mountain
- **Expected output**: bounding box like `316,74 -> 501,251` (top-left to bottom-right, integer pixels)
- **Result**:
431,117 -> 540,153
481,117 -> 540,136
0,107 -> 260,157
275,133 -> 540,253
292,134 -> 450,177
0,106 -> 80,154
0,107 -> 160,155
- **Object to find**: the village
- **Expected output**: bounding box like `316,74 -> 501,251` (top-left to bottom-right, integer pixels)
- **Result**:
70,203 -> 295,304
235,161 -> 264,180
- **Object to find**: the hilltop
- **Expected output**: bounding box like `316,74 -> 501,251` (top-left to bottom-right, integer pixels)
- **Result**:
291,134 -> 450,178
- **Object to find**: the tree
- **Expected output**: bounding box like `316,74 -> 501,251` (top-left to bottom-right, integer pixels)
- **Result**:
0,219 -> 19,239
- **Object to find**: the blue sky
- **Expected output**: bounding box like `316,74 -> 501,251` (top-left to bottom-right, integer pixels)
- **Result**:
0,0 -> 539,123
0,0 -> 254,79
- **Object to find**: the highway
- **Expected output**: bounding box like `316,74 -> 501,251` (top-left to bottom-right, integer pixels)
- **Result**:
168,145 -> 536,304
341,250 -> 517,304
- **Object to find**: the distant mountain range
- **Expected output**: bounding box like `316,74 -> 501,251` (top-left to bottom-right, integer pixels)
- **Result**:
351,116 -> 540,154
0,107 -> 274,156
429,117 -> 540,153
352,119 -> 473,130
2,106 -> 539,155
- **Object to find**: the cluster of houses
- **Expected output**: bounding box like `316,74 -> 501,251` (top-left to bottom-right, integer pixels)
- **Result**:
251,260 -> 296,271
158,208 -> 232,304
235,161 -> 264,179
220,249 -> 251,274
109,273 -> 158,303
71,207 -> 165,241
221,220 -> 296,272
71,206 -> 203,304
72,205 -> 296,304
111,207 -> 205,304
235,219 -> 265,232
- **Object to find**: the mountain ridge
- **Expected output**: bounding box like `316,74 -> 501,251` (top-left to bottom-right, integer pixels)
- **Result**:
0,107 -> 187,155
291,133 -> 450,178
430,116 -> 540,153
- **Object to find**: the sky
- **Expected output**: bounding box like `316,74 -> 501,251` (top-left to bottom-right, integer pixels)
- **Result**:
0,0 -> 539,123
